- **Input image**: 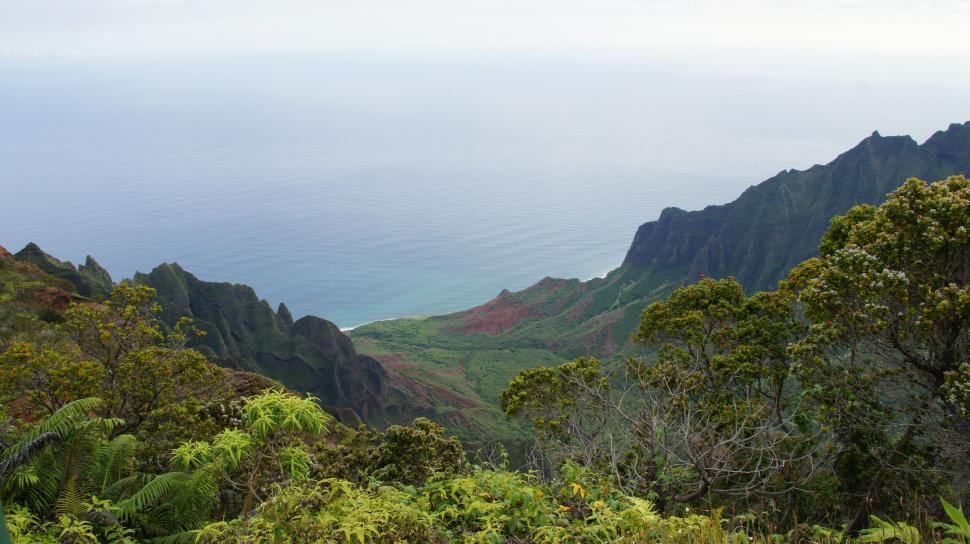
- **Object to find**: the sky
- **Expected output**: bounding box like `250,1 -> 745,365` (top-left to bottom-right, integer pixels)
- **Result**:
3,0 -> 970,67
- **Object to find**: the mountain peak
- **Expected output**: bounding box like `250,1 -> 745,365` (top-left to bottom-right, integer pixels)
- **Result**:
14,243 -> 112,299
921,121 -> 970,164
277,302 -> 294,327
658,206 -> 687,220
621,122 -> 969,290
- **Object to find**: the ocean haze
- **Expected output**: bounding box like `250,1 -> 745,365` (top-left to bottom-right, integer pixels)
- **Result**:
2,54 -> 968,327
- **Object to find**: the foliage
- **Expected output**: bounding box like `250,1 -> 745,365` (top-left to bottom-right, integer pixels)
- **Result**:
502,279 -> 823,516
859,515 -> 922,544
787,176 -> 970,530
193,479 -> 444,544
317,417 -> 466,486
933,498 -> 970,544
0,284 -> 230,466
0,398 -> 194,541
172,389 -> 332,518
631,278 -> 819,504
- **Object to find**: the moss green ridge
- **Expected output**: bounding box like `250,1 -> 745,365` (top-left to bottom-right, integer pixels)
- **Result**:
351,121 -> 970,440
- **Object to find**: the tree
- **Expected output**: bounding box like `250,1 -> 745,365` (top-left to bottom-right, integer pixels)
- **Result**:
629,278 -> 824,506
503,280 -> 825,515
786,175 -> 970,531
172,389 -> 331,517
500,358 -> 619,480
0,284 -> 229,465
317,417 -> 466,486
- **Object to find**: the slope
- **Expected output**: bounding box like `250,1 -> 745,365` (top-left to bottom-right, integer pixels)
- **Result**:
351,122 -> 970,438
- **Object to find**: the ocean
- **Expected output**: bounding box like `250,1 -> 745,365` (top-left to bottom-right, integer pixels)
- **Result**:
2,53 -> 966,327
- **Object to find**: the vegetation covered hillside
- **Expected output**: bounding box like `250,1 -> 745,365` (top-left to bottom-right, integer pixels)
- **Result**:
133,263 -> 391,426
1,175 -> 968,542
2,246 -> 399,427
351,122 -> 970,440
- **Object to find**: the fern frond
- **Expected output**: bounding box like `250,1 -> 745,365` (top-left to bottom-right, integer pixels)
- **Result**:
0,431 -> 58,477
56,475 -> 89,517
88,434 -> 138,496
116,472 -> 189,521
7,398 -> 104,452
104,473 -> 151,501
146,465 -> 219,533
150,529 -> 202,544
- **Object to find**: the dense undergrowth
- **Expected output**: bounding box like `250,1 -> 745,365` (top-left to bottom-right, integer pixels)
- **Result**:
2,395 -> 968,544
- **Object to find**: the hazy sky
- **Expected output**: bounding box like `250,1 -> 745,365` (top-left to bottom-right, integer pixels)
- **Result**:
4,0 -> 970,67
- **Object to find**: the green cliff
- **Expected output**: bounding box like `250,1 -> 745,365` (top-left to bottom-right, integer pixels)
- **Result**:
133,263 -> 389,425
351,121 -> 970,438
14,242 -> 113,300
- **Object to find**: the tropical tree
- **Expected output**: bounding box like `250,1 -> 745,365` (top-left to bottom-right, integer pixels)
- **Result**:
172,389 -> 331,518
0,284 -> 230,467
786,175 -> 970,531
629,278 -> 826,507
500,357 -> 623,483
504,280 -> 826,513
317,417 -> 466,486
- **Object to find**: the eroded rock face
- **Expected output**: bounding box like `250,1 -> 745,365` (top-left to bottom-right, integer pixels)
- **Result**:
14,243 -> 113,300
623,123 -> 970,294
277,302 -> 294,327
134,263 -> 387,424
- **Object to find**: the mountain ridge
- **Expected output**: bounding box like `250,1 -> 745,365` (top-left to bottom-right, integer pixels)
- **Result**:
350,121 -> 970,439
6,122 -> 969,442
130,262 -> 391,425
5,245 -> 394,427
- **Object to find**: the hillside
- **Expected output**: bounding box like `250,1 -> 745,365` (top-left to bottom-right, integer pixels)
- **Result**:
133,263 -> 395,425
7,122 -> 969,443
351,122 -> 970,438
0,244 -> 89,344
4,245 -> 399,426
14,242 -> 113,300
0,245 -> 281,402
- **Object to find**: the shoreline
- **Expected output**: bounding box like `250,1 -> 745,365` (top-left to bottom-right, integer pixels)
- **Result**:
340,313 -> 430,333
340,265 -> 618,332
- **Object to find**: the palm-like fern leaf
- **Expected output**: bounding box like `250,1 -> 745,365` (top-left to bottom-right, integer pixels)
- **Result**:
0,432 -> 58,477
116,472 -> 189,521
55,475 -> 88,517
3,398 -> 104,458
88,434 -> 138,496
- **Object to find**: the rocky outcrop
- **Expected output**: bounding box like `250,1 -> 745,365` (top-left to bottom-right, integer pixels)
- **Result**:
623,123 -> 970,293
277,303 -> 294,327
134,263 -> 387,423
14,243 -> 113,299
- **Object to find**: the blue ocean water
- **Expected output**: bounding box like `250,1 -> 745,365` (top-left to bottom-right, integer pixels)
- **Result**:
1,54 -> 966,327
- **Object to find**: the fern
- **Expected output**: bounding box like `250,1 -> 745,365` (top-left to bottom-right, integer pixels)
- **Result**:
102,474 -> 151,501
115,472 -> 188,521
148,465 -> 220,533
3,398 -> 104,458
55,475 -> 88,517
149,529 -> 201,544
88,434 -> 138,496
0,432 -> 58,478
